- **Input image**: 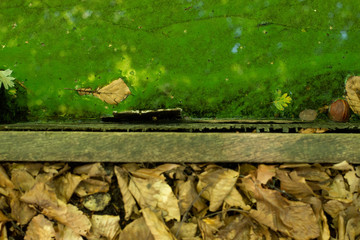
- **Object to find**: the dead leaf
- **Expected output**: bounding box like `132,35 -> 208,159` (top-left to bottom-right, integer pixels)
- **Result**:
24,214 -> 56,240
55,224 -> 83,240
170,222 -> 198,239
73,163 -> 107,179
197,168 -> 239,211
249,185 -> 320,240
224,187 -> 251,211
10,169 -> 36,192
257,164 -> 276,184
331,161 -> 354,171
324,174 -> 352,202
53,172 -> 86,202
74,179 -> 109,197
276,169 -> 315,200
9,190 -> 36,225
129,176 -> 180,221
93,78 -> 131,104
216,215 -> 253,240
114,166 -> 137,220
344,169 -> 360,194
118,217 -> 154,240
345,76 -> 360,115
142,207 -> 176,240
323,200 -> 348,219
131,164 -> 181,180
0,166 -> 14,189
299,128 -> 328,134
88,215 -> 120,240
177,176 -> 207,214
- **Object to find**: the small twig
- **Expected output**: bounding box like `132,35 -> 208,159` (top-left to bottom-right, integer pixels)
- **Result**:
15,79 -> 27,90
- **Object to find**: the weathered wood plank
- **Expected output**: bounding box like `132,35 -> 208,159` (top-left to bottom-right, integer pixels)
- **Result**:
0,131 -> 359,163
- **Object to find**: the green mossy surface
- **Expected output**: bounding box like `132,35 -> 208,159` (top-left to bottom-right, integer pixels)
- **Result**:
1,0 -> 360,120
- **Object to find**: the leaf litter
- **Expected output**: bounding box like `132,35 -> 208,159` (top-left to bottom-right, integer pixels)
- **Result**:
0,161 -> 360,239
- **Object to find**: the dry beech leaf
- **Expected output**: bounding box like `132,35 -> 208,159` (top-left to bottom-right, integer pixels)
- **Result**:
142,207 -> 176,240
198,218 -> 217,239
55,224 -> 83,240
216,215 -> 253,240
118,217 -> 154,240
276,169 -> 315,200
344,169 -> 360,194
24,214 -> 56,240
88,215 -> 121,240
9,190 -> 36,225
131,164 -> 181,180
224,187 -> 251,210
73,163 -> 107,178
331,161 -> 354,171
257,164 -> 276,184
170,222 -> 198,239
299,128 -> 328,134
76,78 -> 130,105
0,166 -> 14,189
197,168 -> 239,211
42,202 -> 92,236
9,163 -> 43,177
129,176 -> 180,221
324,174 -> 352,202
294,167 -> 330,182
177,176 -> 207,214
53,172 -> 87,203
114,166 -> 137,220
249,185 -> 320,240
10,169 -> 36,192
74,179 -> 109,197
345,76 -> 360,115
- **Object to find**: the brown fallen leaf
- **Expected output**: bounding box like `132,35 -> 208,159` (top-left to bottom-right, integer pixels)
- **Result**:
9,190 -> 36,225
197,168 -> 239,211
10,169 -> 36,192
87,215 -> 121,240
114,166 -> 138,220
345,76 -> 360,115
129,176 -> 180,221
257,164 -> 276,184
142,207 -> 176,240
74,178 -> 109,197
55,224 -> 83,240
249,185 -> 320,240
24,214 -> 56,240
53,172 -> 86,203
0,166 -> 14,189
118,217 -> 154,240
170,221 -> 198,239
177,176 -> 207,214
131,164 -> 181,180
73,78 -> 131,105
298,128 -> 328,134
73,163 -> 108,179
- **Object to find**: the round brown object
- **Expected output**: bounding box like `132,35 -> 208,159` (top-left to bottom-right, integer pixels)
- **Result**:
328,99 -> 351,122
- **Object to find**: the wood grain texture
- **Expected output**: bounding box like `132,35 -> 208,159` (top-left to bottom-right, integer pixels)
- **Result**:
1,131 -> 360,163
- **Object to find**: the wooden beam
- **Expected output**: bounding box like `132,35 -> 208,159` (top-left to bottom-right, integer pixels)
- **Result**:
0,131 -> 359,163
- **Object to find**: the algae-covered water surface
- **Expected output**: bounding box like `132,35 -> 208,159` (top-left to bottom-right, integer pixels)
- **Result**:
1,0 -> 360,122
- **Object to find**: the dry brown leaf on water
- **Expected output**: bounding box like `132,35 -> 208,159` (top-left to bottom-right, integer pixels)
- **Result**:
114,166 -> 137,220
55,224 -> 83,240
345,76 -> 360,115
74,178 -> 109,197
0,166 -> 14,189
177,176 -> 207,214
75,78 -> 131,105
118,217 -> 154,240
53,172 -> 87,203
24,214 -> 56,240
87,215 -> 121,240
10,169 -> 36,192
129,176 -> 180,221
197,168 -> 239,211
131,164 -> 181,180
276,169 -> 315,200
256,164 -> 276,184
249,186 -> 320,240
142,207 -> 177,240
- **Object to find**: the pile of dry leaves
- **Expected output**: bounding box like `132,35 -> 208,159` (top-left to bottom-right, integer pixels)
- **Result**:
0,161 -> 359,240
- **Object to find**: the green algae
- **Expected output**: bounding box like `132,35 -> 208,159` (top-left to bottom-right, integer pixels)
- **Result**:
0,0 -> 360,121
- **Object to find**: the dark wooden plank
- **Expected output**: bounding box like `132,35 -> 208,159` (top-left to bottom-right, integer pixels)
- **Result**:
0,131 -> 360,163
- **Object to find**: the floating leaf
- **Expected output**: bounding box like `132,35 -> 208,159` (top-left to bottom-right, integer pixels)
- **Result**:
0,69 -> 15,90
273,90 -> 292,111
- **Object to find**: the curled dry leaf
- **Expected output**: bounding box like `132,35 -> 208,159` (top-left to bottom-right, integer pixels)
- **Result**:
53,172 -> 86,203
129,176 -> 180,221
324,174 -> 352,202
88,215 -> 120,240
142,208 -> 176,240
224,187 -> 251,210
331,161 -> 354,171
118,217 -> 154,240
257,164 -> 276,184
131,164 -> 181,180
73,163 -> 107,178
0,166 -> 14,189
10,169 -> 36,192
114,166 -> 137,220
9,190 -> 36,225
24,214 -> 56,240
197,168 -> 239,211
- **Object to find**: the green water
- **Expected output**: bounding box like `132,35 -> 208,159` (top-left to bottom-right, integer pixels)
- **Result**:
1,0 -> 360,122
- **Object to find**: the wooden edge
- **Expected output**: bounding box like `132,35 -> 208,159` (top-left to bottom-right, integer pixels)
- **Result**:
0,131 -> 359,163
